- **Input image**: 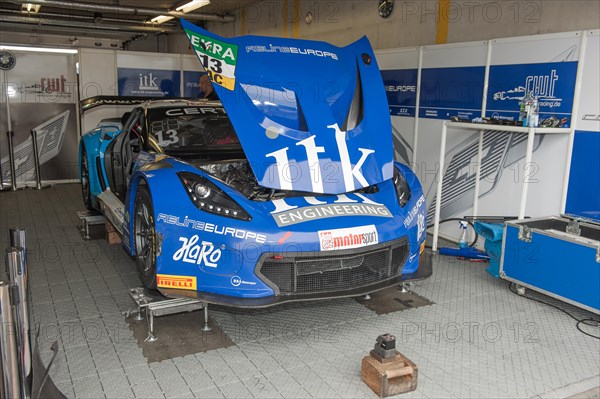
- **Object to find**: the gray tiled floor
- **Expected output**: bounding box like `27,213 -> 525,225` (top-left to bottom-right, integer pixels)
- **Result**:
1,184 -> 599,398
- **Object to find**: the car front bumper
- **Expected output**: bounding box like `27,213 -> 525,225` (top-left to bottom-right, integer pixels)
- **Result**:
159,248 -> 433,308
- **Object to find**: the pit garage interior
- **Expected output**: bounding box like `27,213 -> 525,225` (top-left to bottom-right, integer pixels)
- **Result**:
1,1 -> 600,398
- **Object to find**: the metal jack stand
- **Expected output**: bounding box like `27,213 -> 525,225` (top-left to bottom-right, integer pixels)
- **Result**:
399,283 -> 412,293
201,305 -> 212,332
76,211 -> 105,240
128,288 -> 208,342
29,130 -> 50,190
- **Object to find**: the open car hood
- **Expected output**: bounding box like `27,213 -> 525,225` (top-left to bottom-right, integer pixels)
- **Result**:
181,19 -> 393,194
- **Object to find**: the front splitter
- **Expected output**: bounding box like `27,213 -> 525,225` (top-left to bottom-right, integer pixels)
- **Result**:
159,249 -> 433,308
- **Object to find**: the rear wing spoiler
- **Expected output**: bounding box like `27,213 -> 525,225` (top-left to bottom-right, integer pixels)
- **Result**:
80,96 -> 196,113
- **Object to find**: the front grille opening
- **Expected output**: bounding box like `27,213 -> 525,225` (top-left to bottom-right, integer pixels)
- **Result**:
258,238 -> 409,296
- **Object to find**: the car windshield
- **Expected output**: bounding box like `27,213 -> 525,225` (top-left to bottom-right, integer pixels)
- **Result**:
147,106 -> 242,154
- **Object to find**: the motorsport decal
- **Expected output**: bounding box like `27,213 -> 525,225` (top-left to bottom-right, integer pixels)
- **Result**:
318,225 -> 379,251
157,274 -> 197,290
173,236 -> 222,268
157,213 -> 267,243
184,28 -> 238,90
270,194 -> 392,227
245,45 -> 338,60
403,194 -> 426,228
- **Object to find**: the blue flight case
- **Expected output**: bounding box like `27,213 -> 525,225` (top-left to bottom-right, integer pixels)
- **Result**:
500,216 -> 600,314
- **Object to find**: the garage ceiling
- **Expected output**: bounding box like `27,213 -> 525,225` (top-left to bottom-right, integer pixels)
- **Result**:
0,0 -> 253,40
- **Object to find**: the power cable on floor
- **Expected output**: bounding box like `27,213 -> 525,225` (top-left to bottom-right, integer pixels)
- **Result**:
508,282 -> 600,340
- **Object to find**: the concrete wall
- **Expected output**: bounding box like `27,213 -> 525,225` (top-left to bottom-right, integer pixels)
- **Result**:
205,0 -> 600,49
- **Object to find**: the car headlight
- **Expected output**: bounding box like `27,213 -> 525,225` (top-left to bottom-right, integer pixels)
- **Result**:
393,167 -> 411,207
178,172 -> 251,221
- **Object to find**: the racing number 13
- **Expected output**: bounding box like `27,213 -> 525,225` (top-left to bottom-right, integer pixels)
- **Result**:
157,130 -> 179,147
198,54 -> 223,74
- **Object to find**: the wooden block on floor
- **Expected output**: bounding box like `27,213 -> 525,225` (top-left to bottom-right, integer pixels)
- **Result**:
361,350 -> 418,397
105,220 -> 122,245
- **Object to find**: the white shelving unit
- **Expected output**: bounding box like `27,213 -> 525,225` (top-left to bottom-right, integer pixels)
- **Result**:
431,121 -> 573,251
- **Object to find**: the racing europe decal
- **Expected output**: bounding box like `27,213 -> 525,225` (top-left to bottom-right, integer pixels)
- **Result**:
417,213 -> 426,241
184,28 -> 238,90
403,195 -> 425,228
318,225 -> 379,251
173,236 -> 222,268
157,213 -> 267,243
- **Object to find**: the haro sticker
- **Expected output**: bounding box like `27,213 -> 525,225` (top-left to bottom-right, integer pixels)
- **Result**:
185,28 -> 238,91
173,236 -> 222,268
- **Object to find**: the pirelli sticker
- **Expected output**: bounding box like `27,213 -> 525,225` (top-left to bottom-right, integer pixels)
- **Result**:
157,274 -> 197,291
185,28 -> 238,91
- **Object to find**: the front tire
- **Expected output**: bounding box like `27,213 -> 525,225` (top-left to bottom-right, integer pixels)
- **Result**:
80,146 -> 93,210
134,185 -> 157,289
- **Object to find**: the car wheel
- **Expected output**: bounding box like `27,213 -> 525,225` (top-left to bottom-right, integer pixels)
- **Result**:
80,146 -> 93,210
134,185 -> 157,289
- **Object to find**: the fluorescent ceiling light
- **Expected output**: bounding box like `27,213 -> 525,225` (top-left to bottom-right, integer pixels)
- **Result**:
148,1 -> 210,24
176,0 -> 211,13
0,45 -> 78,54
7,84 -> 17,97
148,15 -> 174,24
21,3 -> 41,13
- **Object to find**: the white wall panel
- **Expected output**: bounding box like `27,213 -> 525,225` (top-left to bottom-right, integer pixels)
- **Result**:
378,30 -> 591,244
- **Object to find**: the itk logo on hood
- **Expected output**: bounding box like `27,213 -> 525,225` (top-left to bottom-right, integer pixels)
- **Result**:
266,123 -> 375,193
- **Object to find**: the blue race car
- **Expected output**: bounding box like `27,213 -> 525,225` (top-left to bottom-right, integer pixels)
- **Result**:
78,22 -> 431,307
